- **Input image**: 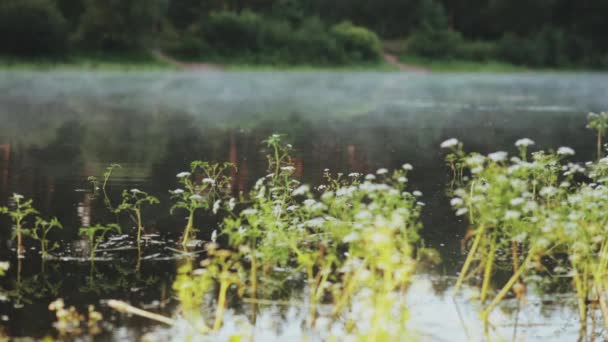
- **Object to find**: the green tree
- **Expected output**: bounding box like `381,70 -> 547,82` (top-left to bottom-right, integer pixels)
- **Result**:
74,0 -> 165,52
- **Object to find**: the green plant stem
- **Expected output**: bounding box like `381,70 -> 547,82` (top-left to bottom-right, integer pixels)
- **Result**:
214,279 -> 230,331
481,252 -> 535,321
182,211 -> 194,247
454,227 -> 484,296
573,267 -> 588,327
332,269 -> 360,317
136,208 -> 143,245
480,240 -> 497,303
250,247 -> 258,323
598,131 -> 603,160
16,220 -> 24,257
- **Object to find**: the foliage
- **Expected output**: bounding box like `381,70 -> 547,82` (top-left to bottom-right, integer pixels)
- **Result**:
0,0 -> 68,57
73,0 -> 165,52
331,21 -> 382,62
115,189 -> 159,245
175,134 -> 424,339
197,10 -> 382,65
443,113 -> 608,330
79,224 -> 121,262
0,194 -> 40,257
29,217 -> 63,258
170,161 -> 235,247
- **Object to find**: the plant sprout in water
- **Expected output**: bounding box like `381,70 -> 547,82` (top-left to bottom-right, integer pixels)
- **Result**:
170,161 -> 235,247
115,189 -> 159,246
79,224 -> 122,263
0,193 -> 39,257
29,217 -> 63,259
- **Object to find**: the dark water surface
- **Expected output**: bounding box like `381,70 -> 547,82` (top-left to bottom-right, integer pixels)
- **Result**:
0,70 -> 607,340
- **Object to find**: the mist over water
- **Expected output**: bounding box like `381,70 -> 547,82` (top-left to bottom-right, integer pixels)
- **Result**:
1,70 -> 608,339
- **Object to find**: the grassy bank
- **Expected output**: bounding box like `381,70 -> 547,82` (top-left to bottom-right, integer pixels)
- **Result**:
398,55 -> 527,72
0,54 -> 175,71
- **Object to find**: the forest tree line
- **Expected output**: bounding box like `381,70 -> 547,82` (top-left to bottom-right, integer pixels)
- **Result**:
0,0 -> 607,67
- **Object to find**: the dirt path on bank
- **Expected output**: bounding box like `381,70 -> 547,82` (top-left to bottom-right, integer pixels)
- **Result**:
150,49 -> 224,71
383,53 -> 430,73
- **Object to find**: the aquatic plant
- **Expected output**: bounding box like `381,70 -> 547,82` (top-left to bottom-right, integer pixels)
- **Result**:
79,224 -> 122,263
219,135 -> 423,337
29,217 -> 63,259
587,112 -> 608,159
444,121 -> 608,335
446,141 -> 577,318
115,189 -> 159,245
0,193 -> 39,257
88,163 -> 122,213
170,161 -> 235,247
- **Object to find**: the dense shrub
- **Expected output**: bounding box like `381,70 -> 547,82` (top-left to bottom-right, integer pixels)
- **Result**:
406,27 -> 464,59
74,0 -> 164,52
199,11 -> 381,65
0,0 -> 68,57
331,21 -> 382,61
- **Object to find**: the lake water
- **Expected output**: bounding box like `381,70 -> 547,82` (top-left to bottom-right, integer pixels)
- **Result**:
0,70 -> 607,340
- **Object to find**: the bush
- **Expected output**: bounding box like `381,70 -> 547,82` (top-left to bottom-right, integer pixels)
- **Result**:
407,27 -> 464,59
0,0 -> 68,57
331,21 -> 382,62
199,11 -> 382,65
455,41 -> 497,62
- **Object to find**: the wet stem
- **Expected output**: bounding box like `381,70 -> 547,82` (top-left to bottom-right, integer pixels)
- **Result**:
182,210 -> 195,247
135,208 -> 143,245
16,217 -> 24,256
213,275 -> 230,331
453,226 -> 484,296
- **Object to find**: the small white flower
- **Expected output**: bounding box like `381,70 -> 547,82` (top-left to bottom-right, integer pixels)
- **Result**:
176,172 -> 191,178
228,198 -> 236,211
510,198 -> 525,206
12,193 -> 24,200
515,138 -> 535,147
455,208 -> 468,216
402,163 -> 413,170
189,194 -> 203,201
504,210 -> 521,220
343,232 -> 360,243
242,208 -> 258,216
213,200 -> 221,214
286,205 -> 298,212
0,262 -> 9,272
440,138 -> 459,149
450,198 -> 464,206
281,166 -> 296,173
130,189 -> 141,194
539,186 -> 557,197
303,199 -> 317,207
398,176 -> 408,183
376,168 -> 388,175
211,230 -> 217,243
348,172 -> 361,178
365,174 -> 376,181
413,190 -> 422,197
172,189 -> 184,194
292,185 -> 310,196
488,151 -> 508,162
202,178 -> 215,185
557,146 -> 575,156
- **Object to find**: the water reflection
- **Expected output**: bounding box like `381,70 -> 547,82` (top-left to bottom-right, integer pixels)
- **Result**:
1,71 -> 608,338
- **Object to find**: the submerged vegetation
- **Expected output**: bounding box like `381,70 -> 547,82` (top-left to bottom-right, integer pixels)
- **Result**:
445,112 -> 608,337
4,112 -> 608,339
